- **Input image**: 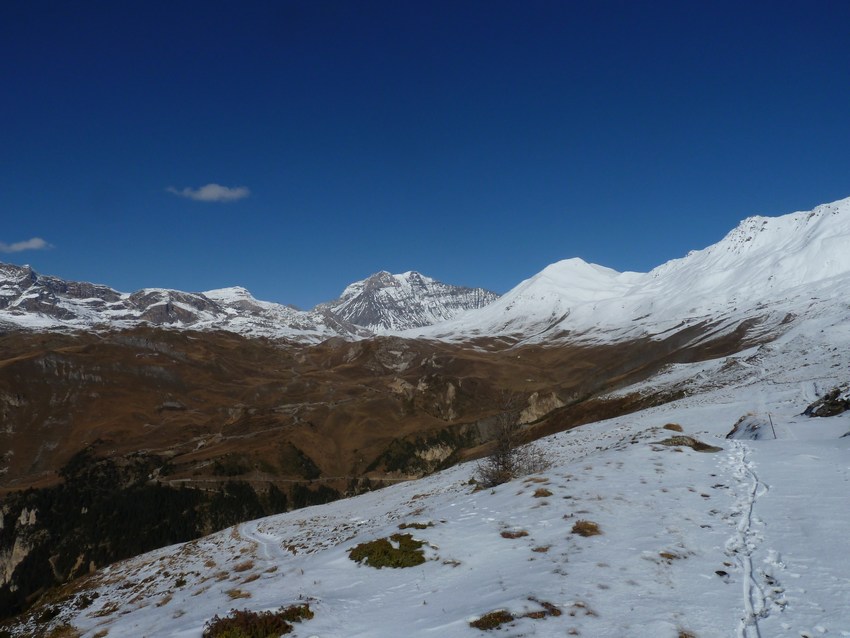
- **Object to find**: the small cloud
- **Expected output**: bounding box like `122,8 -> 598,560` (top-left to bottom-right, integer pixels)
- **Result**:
167,183 -> 251,202
0,237 -> 52,253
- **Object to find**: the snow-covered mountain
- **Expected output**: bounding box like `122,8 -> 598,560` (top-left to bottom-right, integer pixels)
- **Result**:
317,270 -> 499,332
0,265 -> 494,340
3,196 -> 850,347
410,196 -> 850,344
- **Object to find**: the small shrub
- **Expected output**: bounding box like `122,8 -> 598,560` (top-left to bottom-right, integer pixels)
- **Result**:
348,533 -> 426,568
233,560 -> 254,573
500,529 -> 528,539
656,436 -> 722,453
533,488 -> 553,498
398,522 -> 432,530
571,520 -> 602,537
474,406 -> 550,488
470,610 -> 514,630
203,608 -> 290,637
277,604 -> 314,623
663,423 -> 684,432
226,588 -> 251,600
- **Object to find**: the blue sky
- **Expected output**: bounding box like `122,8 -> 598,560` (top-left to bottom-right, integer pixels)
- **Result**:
2,1 -> 849,309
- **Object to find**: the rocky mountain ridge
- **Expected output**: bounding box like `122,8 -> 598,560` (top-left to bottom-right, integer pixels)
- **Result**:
0,265 -> 497,340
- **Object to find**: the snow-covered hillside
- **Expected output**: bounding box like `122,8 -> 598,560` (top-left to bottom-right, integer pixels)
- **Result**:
13,283 -> 850,638
410,196 -> 850,344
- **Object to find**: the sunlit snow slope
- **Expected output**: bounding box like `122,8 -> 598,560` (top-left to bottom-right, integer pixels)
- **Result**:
410,196 -> 850,343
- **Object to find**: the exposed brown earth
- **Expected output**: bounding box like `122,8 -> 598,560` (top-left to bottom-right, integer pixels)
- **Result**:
0,318 -> 772,620
1,319 -> 768,494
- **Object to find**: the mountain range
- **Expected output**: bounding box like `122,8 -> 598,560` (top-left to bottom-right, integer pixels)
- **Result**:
0,265 -> 499,340
4,196 -> 848,348
1,195 -> 849,636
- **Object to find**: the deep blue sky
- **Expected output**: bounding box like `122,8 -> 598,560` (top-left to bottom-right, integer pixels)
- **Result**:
2,1 -> 849,309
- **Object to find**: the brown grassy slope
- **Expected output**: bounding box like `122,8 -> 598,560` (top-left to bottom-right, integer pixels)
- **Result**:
0,316 -> 770,495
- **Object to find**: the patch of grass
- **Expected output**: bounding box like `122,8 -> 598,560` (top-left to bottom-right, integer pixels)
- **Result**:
571,520 -> 602,537
277,604 -> 314,623
471,600 -> 561,631
202,604 -> 313,638
226,588 -> 251,600
470,610 -> 514,630
659,551 -> 683,561
233,560 -> 254,573
655,436 -> 722,453
663,423 -> 684,432
398,522 -> 433,530
348,533 -> 426,569
533,488 -> 553,498
500,529 -> 529,539
531,545 -> 551,553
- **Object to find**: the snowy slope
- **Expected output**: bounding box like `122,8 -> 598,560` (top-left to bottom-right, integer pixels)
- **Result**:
14,296 -> 850,638
409,196 -> 850,343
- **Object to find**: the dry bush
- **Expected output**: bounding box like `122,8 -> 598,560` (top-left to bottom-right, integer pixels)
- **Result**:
533,488 -> 553,498
470,610 -> 514,630
663,423 -> 684,432
500,529 -> 529,539
656,436 -> 722,453
202,604 -> 313,638
226,588 -> 251,600
474,407 -> 550,488
571,520 -> 602,537
233,560 -> 254,573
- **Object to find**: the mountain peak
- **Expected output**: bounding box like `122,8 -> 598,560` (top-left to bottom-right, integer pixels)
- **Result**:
322,270 -> 499,332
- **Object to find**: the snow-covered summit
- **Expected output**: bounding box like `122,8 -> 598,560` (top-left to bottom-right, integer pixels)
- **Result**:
318,270 -> 500,332
410,196 -> 850,342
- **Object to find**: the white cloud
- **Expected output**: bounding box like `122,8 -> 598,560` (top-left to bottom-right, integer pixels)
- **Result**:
167,183 -> 251,202
0,237 -> 52,253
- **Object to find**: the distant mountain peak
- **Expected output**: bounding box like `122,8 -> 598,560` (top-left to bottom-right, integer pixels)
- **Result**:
321,271 -> 500,332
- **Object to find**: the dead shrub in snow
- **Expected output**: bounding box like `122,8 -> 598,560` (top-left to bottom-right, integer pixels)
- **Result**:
470,609 -> 514,630
656,436 -> 722,453
571,520 -> 602,537
474,406 -> 550,488
500,529 -> 529,539
202,603 -> 313,637
663,423 -> 684,432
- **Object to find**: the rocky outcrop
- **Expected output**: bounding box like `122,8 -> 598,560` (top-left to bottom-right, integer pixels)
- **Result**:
803,386 -> 850,417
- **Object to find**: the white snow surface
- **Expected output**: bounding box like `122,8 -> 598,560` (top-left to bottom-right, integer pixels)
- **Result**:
29,297 -> 850,638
